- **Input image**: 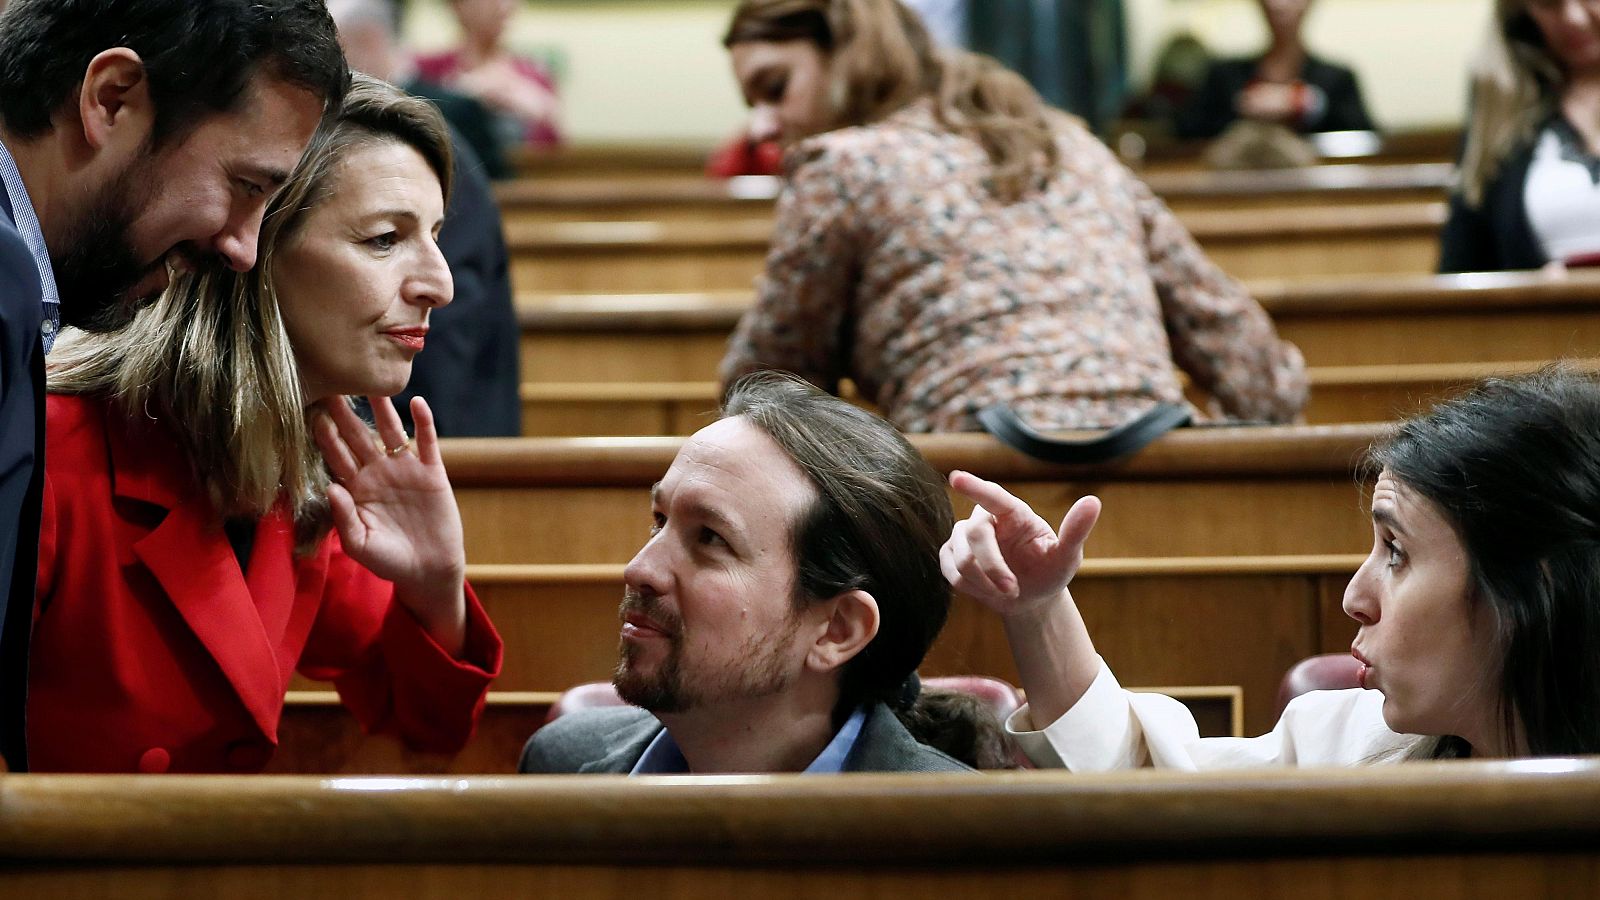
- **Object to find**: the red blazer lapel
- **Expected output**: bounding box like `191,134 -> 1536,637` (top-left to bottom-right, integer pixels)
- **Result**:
243,512 -> 311,692
108,411 -> 285,740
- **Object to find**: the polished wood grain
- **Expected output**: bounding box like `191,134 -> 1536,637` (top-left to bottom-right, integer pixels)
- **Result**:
267,684 -> 1242,775
441,425 -> 1380,564
505,202 -> 1446,293
7,854 -> 1597,899
284,555 -> 1359,736
6,762 -> 1600,899
512,359 -> 1600,435
517,271 -> 1600,383
491,162 -> 1451,225
510,143 -> 713,180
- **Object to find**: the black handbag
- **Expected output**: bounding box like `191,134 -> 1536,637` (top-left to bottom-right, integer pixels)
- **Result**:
976,402 -> 1191,464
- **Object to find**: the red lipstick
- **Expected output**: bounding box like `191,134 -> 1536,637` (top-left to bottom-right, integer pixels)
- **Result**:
383,326 -> 428,352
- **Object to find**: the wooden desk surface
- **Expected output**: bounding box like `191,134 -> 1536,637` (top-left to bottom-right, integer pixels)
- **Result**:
492,163 -> 1452,212
8,761 -> 1596,897
4,761 -> 1599,862
441,422 -> 1385,487
515,270 -> 1600,330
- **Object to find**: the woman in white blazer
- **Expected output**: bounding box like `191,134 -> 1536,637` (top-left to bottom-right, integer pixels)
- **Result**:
943,368 -> 1600,768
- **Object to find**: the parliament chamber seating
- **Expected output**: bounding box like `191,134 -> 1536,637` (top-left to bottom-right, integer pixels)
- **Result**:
491,162 -> 1453,224
109,146 -> 1600,789
503,201 -> 1447,294
510,270 -> 1600,437
7,764 -> 1600,897
270,425 -> 1382,773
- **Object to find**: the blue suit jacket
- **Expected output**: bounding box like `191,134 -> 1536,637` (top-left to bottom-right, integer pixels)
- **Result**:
0,181 -> 45,771
392,125 -> 520,437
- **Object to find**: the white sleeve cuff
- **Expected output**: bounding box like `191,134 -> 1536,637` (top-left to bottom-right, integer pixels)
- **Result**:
1004,658 -> 1146,771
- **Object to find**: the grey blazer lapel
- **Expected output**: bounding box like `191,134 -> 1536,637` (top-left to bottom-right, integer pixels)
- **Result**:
575,712 -> 665,774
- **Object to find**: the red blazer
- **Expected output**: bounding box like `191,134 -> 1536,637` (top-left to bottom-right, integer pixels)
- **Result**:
30,394 -> 504,773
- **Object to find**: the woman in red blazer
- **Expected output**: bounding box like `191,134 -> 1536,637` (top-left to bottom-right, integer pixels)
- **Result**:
31,75 -> 504,773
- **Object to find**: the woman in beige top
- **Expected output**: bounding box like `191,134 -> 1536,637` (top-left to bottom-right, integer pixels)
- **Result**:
719,0 -> 1307,433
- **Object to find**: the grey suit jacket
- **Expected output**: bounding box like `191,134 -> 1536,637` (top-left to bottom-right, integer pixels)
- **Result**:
520,703 -> 973,774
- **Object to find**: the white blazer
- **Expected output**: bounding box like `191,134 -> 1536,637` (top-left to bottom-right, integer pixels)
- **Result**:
1007,657 -> 1430,770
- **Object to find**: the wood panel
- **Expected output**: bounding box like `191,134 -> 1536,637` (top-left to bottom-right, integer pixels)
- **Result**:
1181,203 -> 1444,282
9,762 -> 1600,899
515,271 -> 1600,382
511,143 -> 711,180
267,686 -> 1242,776
513,360 -> 1600,435
491,163 -> 1451,225
266,691 -> 554,775
376,556 -> 1357,735
505,203 -> 1447,293
1303,359 -> 1600,424
441,426 -> 1380,564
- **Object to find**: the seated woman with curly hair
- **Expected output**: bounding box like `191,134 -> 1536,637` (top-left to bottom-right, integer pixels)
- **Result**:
719,0 -> 1306,433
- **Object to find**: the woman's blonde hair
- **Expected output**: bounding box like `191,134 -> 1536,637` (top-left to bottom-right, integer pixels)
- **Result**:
1458,0 -> 1564,207
47,73 -> 454,550
724,0 -> 1059,202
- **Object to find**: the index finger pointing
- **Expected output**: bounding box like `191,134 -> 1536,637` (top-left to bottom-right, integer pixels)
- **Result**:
948,470 -> 1038,525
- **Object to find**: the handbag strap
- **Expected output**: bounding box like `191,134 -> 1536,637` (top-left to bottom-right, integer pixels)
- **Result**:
976,402 -> 1192,465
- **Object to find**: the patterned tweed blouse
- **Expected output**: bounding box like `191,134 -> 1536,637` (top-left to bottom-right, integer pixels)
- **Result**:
719,102 -> 1308,432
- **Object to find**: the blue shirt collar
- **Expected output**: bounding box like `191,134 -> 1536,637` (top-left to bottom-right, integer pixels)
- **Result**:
0,136 -> 62,352
630,706 -> 871,775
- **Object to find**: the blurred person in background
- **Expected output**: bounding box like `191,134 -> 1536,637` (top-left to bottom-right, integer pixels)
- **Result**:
1175,0 -> 1374,140
1440,0 -> 1600,273
417,0 -> 563,154
332,0 -> 521,436
718,0 -> 1306,433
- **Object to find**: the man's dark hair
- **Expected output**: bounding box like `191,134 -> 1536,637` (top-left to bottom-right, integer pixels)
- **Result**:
722,372 -> 1016,769
1365,366 -> 1600,758
0,0 -> 349,144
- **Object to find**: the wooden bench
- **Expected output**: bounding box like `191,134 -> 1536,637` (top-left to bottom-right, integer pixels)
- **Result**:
515,271 -> 1600,384
285,553 -> 1357,743
491,162 -> 1452,225
505,202 -> 1447,293
441,426 -> 1379,566
270,684 -> 1245,775
9,764 -> 1600,897
510,142 -> 712,181
513,359 -> 1600,436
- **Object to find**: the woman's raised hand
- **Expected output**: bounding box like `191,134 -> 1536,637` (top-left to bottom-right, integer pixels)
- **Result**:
313,396 -> 467,653
941,470 -> 1101,618
943,470 -> 1107,725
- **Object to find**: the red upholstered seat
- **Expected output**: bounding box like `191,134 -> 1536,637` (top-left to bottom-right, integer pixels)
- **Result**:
922,675 -> 1023,723
1275,653 -> 1364,718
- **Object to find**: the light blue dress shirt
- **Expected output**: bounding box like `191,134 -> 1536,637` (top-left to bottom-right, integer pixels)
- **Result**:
0,137 -> 60,353
630,706 -> 870,775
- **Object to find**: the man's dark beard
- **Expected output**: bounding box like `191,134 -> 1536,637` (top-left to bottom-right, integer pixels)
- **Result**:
611,587 -> 802,715
613,589 -> 688,713
51,166 -> 152,333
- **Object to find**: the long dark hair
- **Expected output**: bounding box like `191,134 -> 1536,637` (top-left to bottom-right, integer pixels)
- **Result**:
723,372 -> 1015,768
1364,367 -> 1600,756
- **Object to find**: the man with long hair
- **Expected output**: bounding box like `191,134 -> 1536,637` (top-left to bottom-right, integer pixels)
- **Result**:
522,375 -> 1008,774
